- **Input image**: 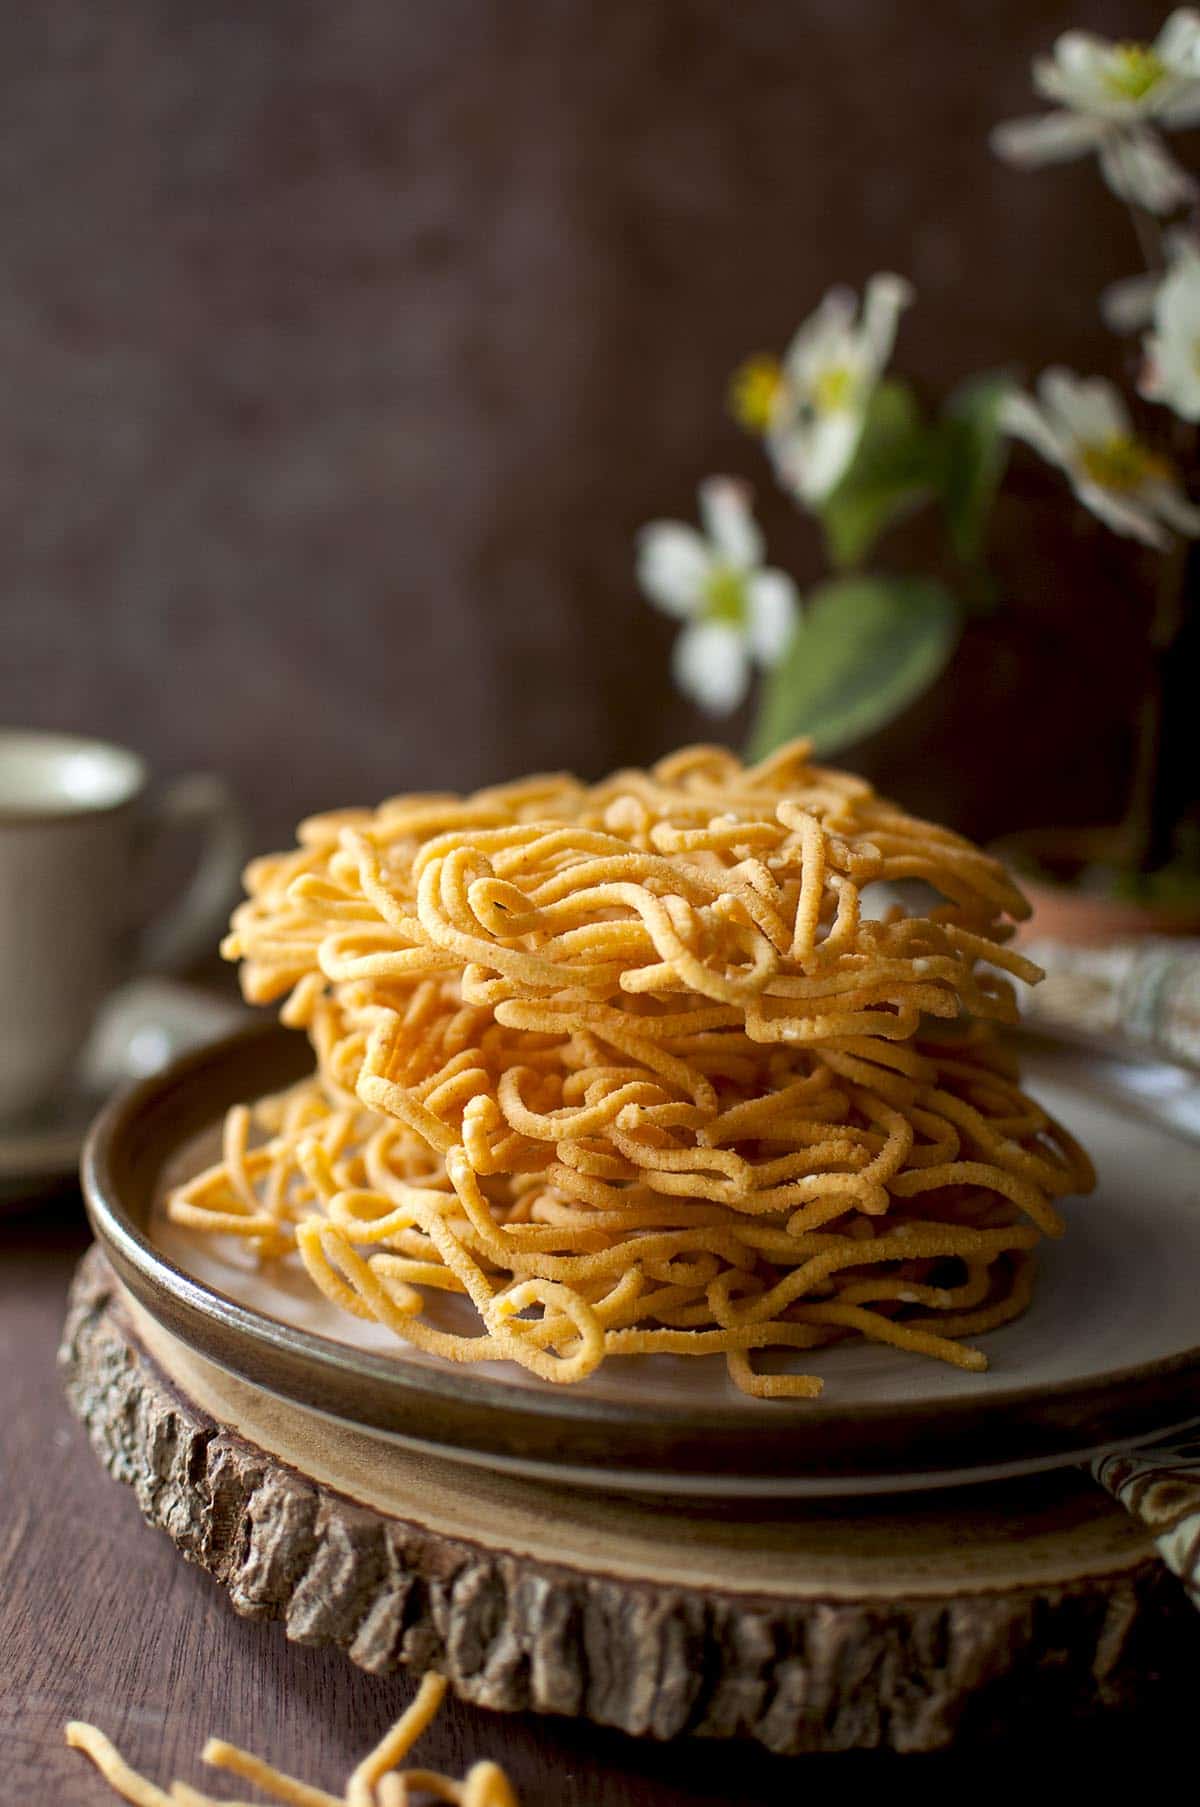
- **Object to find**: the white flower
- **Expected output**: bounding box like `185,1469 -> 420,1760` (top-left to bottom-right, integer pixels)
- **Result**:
766,274 -> 913,506
636,479 -> 799,714
1100,228 -> 1197,332
991,10 -> 1200,214
1000,367 -> 1200,549
1141,236 -> 1200,418
1100,268 -> 1164,333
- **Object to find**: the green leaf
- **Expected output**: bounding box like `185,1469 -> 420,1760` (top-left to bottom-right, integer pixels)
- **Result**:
819,380 -> 940,569
940,371 -> 1013,565
749,575 -> 961,760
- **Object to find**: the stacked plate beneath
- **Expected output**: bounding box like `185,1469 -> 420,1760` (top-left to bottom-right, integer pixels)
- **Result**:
81,1024 -> 1200,1502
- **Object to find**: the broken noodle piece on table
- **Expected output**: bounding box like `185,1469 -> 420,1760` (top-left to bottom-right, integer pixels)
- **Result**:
67,1671 -> 519,1806
168,740 -> 1093,1400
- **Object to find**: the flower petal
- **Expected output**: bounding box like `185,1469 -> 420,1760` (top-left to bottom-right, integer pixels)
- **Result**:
698,477 -> 763,570
1142,353 -> 1200,421
1141,250 -> 1200,418
1146,480 -> 1200,535
745,570 -> 799,667
636,523 -> 711,617
998,390 -> 1072,470
989,110 -> 1108,167
1035,36 -> 1122,113
1098,127 -> 1197,214
859,272 -> 914,377
671,620 -> 751,714
1070,476 -> 1170,548
1156,8 -> 1200,71
1039,368 -> 1131,443
774,410 -> 863,506
1101,271 -> 1161,333
1154,83 -> 1200,126
783,286 -> 857,384
1155,246 -> 1200,336
1137,343 -> 1169,406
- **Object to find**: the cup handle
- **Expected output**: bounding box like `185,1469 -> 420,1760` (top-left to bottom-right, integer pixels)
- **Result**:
134,773 -> 248,974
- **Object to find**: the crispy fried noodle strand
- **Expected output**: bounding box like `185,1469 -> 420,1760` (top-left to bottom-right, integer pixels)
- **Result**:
167,740 -> 1093,1400
67,1672 -> 518,1805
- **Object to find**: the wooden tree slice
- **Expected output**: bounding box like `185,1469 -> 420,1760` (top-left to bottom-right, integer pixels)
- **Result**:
61,1246 -> 1198,1755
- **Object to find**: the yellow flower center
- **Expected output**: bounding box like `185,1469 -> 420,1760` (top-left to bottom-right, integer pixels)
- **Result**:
1078,433 -> 1169,492
812,363 -> 855,414
1105,43 -> 1166,101
703,564 -> 746,625
730,356 -> 784,433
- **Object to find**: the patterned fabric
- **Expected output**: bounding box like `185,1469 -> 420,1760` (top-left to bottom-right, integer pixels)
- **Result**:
1023,937 -> 1200,1073
1025,942 -> 1200,1611
1093,1427 -> 1200,1609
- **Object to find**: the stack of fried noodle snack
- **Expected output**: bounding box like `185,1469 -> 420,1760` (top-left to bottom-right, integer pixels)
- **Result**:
168,741 -> 1093,1401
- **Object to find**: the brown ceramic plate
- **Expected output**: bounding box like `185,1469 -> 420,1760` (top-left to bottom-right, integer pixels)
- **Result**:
81,1022 -> 1200,1496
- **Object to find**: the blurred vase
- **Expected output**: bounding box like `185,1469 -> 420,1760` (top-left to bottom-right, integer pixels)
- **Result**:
993,827 -> 1200,948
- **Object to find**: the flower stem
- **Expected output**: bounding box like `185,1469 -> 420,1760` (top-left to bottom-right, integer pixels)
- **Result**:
1121,527 -> 1196,874
1127,201 -> 1164,274
1114,211 -> 1191,879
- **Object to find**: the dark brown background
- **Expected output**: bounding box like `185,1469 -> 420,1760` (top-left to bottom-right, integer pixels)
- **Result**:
1,1 -> 1183,851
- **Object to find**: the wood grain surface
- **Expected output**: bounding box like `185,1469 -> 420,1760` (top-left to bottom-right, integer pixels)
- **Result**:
61,1248 -> 1195,1757
4,1197 -> 1200,1804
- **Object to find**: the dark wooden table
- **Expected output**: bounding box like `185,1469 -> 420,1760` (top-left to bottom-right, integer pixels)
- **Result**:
3,1195 -> 1196,1806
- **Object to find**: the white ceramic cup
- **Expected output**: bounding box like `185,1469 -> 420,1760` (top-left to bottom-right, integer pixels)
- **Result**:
0,728 -> 246,1120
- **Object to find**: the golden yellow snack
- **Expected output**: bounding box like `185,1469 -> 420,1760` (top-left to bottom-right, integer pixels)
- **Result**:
169,740 -> 1093,1399
66,1673 -> 517,1806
